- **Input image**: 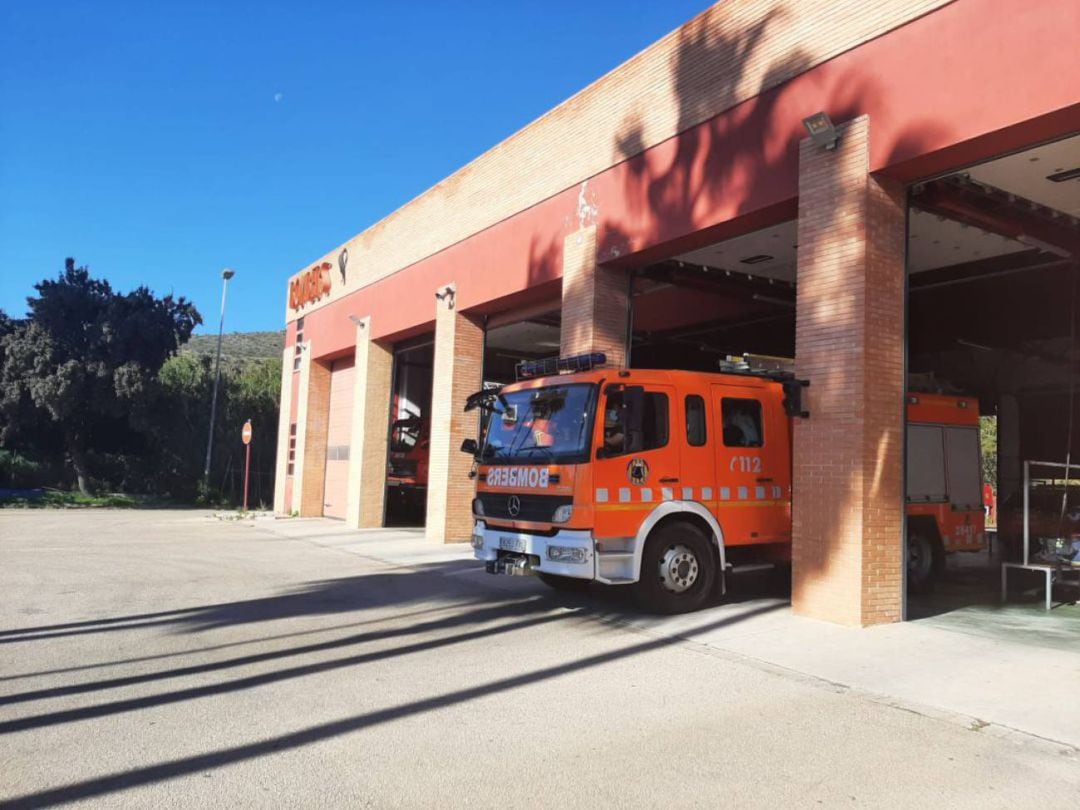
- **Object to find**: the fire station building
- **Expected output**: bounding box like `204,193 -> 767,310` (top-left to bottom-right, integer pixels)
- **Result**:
274,0 -> 1080,626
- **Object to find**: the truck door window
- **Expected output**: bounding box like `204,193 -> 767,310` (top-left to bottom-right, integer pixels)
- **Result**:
604,390 -> 669,455
685,395 -> 707,446
642,393 -> 669,451
721,398 -> 763,447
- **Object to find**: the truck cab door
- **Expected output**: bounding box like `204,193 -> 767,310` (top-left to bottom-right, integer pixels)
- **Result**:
710,383 -> 791,545
591,383 -> 677,540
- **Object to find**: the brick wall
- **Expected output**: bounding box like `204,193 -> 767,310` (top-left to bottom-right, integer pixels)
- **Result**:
426,285 -> 484,543
273,344 -> 293,514
560,225 -> 630,366
345,318 -> 394,529
299,358 -> 332,517
290,346 -> 311,514
285,0 -> 949,323
792,116 -> 905,626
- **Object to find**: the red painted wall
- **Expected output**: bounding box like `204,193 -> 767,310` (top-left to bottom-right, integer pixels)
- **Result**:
293,0 -> 1079,358
592,0 -> 1080,263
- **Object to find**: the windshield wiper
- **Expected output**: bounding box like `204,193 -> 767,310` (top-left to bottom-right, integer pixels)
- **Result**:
519,446 -> 554,459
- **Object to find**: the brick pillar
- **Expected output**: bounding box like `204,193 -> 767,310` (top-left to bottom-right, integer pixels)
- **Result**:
273,343 -> 294,514
345,317 -> 394,529
297,353 -> 332,517
290,344 -> 311,514
994,393 -> 1022,550
792,115 -> 906,627
560,224 -> 630,367
425,284 -> 484,543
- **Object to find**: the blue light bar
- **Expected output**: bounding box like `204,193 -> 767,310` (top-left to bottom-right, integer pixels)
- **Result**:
516,352 -> 607,380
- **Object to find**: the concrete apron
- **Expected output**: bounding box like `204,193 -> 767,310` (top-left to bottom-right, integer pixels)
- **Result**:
262,516 -> 1080,752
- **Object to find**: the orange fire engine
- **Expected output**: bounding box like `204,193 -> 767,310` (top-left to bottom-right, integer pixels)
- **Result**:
463,354 -> 985,613
386,416 -> 430,512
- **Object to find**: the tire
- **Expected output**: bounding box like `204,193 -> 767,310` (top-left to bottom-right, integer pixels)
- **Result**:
633,520 -> 717,614
537,573 -> 591,593
907,530 -> 943,594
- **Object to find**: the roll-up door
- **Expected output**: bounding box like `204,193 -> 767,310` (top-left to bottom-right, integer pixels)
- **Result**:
323,356 -> 355,518
906,424 -> 947,503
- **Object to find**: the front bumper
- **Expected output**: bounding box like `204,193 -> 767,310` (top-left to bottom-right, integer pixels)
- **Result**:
471,521 -> 595,580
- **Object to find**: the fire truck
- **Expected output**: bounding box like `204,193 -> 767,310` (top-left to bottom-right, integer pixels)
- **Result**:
386,416 -> 429,514
462,353 -> 985,613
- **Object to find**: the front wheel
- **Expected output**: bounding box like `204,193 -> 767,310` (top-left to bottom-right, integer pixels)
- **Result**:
633,521 -> 716,614
907,530 -> 943,593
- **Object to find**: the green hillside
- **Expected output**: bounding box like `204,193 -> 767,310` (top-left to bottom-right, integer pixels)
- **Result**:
184,331 -> 284,360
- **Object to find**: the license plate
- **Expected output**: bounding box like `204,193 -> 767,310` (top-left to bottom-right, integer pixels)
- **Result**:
499,536 -> 526,553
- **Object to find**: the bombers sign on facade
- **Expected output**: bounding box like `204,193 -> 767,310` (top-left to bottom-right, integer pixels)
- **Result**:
290,261 -> 332,310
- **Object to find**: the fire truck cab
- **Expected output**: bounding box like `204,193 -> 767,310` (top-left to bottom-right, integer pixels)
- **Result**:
463,353 -> 983,613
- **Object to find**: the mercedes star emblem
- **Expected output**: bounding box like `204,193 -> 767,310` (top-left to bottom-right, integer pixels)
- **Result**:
507,495 -> 521,518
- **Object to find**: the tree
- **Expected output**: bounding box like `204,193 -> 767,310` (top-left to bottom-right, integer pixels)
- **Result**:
980,415 -> 998,490
0,259 -> 201,493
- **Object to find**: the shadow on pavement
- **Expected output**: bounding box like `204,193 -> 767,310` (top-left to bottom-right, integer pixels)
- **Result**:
2,599 -> 783,808
0,559 -> 482,644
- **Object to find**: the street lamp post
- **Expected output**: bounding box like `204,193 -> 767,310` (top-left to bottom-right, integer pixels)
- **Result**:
203,268 -> 235,488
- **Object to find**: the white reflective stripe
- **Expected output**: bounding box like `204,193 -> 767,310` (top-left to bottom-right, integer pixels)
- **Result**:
755,486 -> 766,500
640,488 -> 653,502
661,487 -> 674,501
619,487 -> 631,503
720,487 -> 731,500
596,488 -> 609,503
681,487 -> 693,500
738,486 -> 748,500
701,487 -> 712,501
772,486 -> 782,499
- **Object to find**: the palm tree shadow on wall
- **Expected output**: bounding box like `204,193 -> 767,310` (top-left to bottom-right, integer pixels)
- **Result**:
549,4 -> 955,606
602,7 -> 812,260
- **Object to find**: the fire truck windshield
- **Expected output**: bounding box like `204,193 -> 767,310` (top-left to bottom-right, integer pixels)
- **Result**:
481,383 -> 596,465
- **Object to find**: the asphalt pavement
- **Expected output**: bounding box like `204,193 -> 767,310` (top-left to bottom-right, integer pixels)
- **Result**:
1,509 -> 1078,808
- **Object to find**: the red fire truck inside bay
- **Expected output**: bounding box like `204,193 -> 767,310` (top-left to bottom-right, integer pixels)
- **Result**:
462,354 -> 984,614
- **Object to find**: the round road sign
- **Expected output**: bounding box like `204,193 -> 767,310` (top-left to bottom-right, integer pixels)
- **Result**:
242,420 -> 253,445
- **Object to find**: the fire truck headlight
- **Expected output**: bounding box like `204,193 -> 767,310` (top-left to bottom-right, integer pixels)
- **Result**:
471,527 -> 485,549
546,545 -> 587,564
472,498 -> 484,517
551,504 -> 573,524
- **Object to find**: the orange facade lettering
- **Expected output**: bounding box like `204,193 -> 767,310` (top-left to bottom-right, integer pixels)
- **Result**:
289,262 -> 332,310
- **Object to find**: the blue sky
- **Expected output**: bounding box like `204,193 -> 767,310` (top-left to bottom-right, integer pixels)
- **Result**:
0,1 -> 708,334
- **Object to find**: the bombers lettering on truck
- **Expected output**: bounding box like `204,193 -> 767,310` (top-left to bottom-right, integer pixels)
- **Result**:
487,467 -> 550,488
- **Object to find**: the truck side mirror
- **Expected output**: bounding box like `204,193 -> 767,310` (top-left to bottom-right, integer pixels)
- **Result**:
460,438 -> 478,456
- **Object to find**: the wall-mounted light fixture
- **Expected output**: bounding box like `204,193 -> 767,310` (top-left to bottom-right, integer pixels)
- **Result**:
434,286 -> 456,310
802,112 -> 839,151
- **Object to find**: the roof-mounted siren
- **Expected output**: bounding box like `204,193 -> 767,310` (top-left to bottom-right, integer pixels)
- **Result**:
516,352 -> 607,381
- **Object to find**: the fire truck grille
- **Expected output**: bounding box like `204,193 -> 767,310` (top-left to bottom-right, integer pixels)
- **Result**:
477,492 -> 573,522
